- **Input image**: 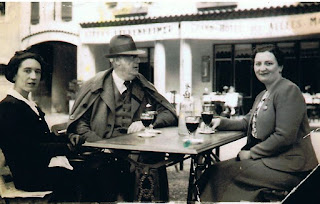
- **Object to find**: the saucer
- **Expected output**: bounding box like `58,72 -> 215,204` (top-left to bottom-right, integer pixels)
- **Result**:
148,129 -> 162,134
138,132 -> 156,138
199,129 -> 216,134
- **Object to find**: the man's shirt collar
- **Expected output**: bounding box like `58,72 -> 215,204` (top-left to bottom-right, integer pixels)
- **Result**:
112,70 -> 129,94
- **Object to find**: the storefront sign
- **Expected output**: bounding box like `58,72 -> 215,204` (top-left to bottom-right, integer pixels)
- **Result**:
181,12 -> 320,40
80,12 -> 320,43
80,22 -> 180,43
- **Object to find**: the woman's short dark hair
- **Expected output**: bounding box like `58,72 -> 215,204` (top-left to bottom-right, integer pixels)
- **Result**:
5,49 -> 45,83
253,44 -> 284,67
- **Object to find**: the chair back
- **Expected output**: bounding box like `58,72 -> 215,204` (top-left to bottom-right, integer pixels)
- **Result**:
310,131 -> 320,164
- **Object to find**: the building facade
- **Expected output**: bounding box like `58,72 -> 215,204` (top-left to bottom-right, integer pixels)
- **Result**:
1,2 -> 79,113
80,2 -> 320,112
1,2 -> 320,114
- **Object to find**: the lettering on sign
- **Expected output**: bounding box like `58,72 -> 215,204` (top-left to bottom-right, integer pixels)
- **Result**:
81,12 -> 320,42
181,12 -> 320,39
81,22 -> 179,43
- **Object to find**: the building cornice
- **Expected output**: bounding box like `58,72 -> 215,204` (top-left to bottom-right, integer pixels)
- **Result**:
21,30 -> 79,42
80,3 -> 320,28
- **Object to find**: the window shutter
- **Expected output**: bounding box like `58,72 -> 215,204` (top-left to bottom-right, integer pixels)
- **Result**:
61,2 -> 72,22
0,2 -> 5,16
31,2 -> 39,25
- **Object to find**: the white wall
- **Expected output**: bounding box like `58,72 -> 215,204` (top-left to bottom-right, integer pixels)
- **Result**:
162,39 -> 214,99
90,44 -> 110,73
189,39 -> 213,98
164,40 -> 180,93
0,2 -> 21,65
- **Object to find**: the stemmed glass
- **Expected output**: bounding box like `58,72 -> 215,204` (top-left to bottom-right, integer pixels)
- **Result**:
185,116 -> 200,138
139,112 -> 155,137
201,104 -> 215,134
147,111 -> 158,132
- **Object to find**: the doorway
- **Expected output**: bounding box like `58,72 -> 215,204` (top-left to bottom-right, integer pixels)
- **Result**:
29,42 -> 77,113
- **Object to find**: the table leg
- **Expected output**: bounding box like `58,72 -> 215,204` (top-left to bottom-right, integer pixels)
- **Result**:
187,155 -> 197,202
125,154 -> 186,202
187,150 -> 221,202
216,147 -> 220,159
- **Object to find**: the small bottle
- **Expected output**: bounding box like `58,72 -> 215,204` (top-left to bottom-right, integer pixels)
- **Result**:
178,84 -> 194,136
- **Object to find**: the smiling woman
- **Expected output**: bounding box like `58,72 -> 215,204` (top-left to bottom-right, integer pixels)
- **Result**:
253,45 -> 284,89
199,44 -> 318,202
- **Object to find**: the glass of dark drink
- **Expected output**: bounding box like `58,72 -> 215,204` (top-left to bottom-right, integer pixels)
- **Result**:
185,116 -> 200,138
147,111 -> 157,131
139,112 -> 155,137
201,104 -> 215,134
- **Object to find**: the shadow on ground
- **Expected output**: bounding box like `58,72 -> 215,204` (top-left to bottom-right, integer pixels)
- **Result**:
167,159 -> 190,201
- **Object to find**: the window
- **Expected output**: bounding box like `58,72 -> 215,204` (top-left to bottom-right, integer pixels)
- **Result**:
214,44 -> 232,93
300,41 -> 320,93
31,2 -> 39,25
61,2 -> 72,22
0,2 -> 5,16
234,44 -> 252,98
138,48 -> 154,83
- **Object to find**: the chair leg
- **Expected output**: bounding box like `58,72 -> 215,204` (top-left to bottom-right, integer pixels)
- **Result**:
179,161 -> 184,171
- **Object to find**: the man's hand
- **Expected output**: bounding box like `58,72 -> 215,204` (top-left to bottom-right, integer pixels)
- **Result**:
128,121 -> 145,134
238,150 -> 251,160
69,134 -> 84,146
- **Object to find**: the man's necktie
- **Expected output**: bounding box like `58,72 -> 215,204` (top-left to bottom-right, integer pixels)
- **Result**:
121,81 -> 131,101
124,81 -> 131,89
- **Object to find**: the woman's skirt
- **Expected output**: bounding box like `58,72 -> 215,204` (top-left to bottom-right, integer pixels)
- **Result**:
199,158 -> 307,202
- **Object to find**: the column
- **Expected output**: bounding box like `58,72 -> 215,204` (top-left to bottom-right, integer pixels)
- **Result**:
154,41 -> 166,95
77,44 -> 96,81
179,39 -> 192,96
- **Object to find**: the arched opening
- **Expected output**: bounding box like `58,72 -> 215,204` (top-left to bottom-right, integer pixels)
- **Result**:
29,41 -> 77,114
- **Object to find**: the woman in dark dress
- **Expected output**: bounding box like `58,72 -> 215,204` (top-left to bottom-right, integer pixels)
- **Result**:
0,50 -> 79,201
199,44 -> 318,202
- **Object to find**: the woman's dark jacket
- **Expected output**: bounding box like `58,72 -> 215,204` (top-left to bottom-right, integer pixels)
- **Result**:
0,95 -> 71,191
218,78 -> 317,172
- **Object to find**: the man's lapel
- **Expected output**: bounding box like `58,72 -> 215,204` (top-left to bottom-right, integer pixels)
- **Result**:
131,82 -> 145,118
100,74 -> 115,112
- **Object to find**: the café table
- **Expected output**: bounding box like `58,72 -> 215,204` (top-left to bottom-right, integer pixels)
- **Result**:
83,127 -> 245,202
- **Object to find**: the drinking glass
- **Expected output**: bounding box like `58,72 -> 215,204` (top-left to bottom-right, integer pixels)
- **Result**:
147,111 -> 158,132
185,116 -> 200,138
201,104 -> 215,133
139,112 -> 155,137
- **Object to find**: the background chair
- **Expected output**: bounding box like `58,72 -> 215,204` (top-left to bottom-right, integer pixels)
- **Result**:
281,129 -> 320,203
262,129 -> 320,202
277,130 -> 320,203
